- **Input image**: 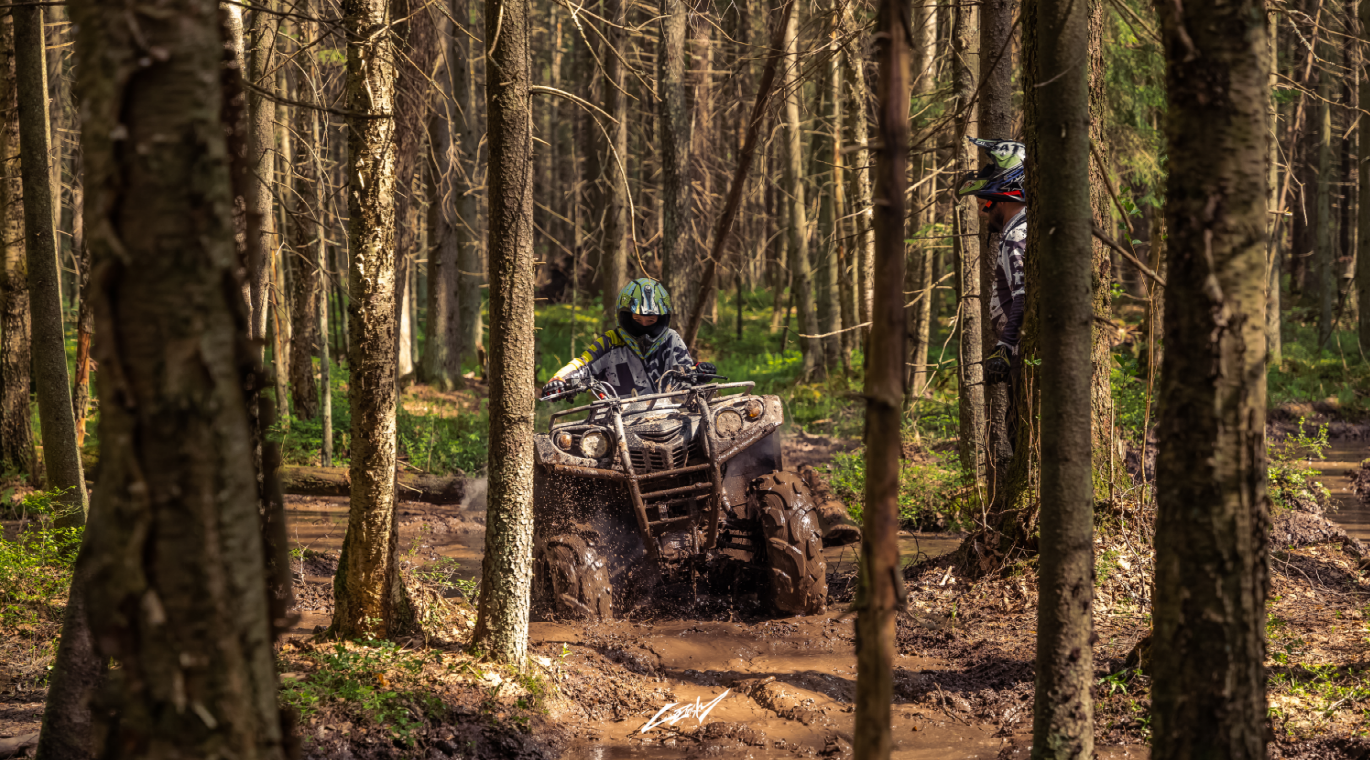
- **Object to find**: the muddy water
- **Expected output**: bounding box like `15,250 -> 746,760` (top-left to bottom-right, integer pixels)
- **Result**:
1321,441 -> 1369,541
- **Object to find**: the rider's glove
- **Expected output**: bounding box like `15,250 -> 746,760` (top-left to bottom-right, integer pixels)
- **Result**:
984,345 -> 1012,385
541,377 -> 568,399
695,362 -> 718,376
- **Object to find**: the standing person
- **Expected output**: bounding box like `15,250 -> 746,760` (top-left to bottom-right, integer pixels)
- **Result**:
543,278 -> 716,398
957,138 -> 1027,426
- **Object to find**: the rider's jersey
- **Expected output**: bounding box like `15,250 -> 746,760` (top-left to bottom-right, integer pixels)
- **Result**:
553,327 -> 695,398
989,209 -> 1027,354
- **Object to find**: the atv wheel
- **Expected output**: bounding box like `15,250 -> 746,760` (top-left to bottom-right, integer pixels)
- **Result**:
751,472 -> 828,615
531,534 -> 613,621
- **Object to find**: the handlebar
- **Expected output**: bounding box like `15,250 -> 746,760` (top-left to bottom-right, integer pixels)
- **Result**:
540,368 -> 728,403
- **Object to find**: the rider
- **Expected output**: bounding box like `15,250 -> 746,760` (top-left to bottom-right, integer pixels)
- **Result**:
541,277 -> 717,399
957,136 -> 1027,387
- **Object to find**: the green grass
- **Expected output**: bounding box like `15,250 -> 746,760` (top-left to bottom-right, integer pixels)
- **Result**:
820,444 -> 976,531
0,489 -> 81,675
1269,322 -> 1369,416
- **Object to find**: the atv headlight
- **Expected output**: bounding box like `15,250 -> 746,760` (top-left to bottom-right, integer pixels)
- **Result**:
555,432 -> 574,450
715,409 -> 744,438
579,430 -> 609,459
744,399 -> 764,419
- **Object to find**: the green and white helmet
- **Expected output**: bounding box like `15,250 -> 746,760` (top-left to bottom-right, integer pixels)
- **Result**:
616,278 -> 674,357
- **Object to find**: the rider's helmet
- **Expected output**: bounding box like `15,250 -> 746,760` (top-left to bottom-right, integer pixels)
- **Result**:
956,137 -> 1026,204
616,277 -> 673,358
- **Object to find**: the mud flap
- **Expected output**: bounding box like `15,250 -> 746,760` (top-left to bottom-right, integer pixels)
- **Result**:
751,472 -> 827,615
532,534 -> 614,621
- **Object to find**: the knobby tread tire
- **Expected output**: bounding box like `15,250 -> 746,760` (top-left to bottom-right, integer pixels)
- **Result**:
531,534 -> 613,621
751,471 -> 828,615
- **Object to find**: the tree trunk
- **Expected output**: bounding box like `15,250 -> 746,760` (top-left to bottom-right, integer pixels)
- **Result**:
454,0 -> 484,379
245,1 -> 277,344
0,18 -> 32,478
472,0 -> 536,665
1361,0 -> 1370,357
905,2 -> 936,409
288,4 -> 321,420
1314,61 -> 1334,346
1268,9 -> 1283,366
841,20 -> 873,333
1086,0 -> 1116,501
1152,0 -> 1272,753
979,0 -> 1013,504
813,44 -> 842,371
424,49 -> 461,390
1028,0 -> 1095,753
854,0 -> 908,753
72,156 -> 94,448
15,4 -> 86,521
599,0 -> 629,324
783,6 -> 820,380
951,0 -> 984,478
64,0 -> 290,754
660,0 -> 694,324
392,0 -> 436,390
280,466 -> 465,503
331,0 -> 417,641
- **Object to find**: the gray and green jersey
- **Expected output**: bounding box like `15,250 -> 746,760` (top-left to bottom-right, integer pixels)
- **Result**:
553,328 -> 695,397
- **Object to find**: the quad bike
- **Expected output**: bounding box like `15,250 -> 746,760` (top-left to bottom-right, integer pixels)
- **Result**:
530,368 -> 827,621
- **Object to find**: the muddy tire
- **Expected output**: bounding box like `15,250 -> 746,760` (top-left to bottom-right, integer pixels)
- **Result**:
531,534 -> 614,621
751,472 -> 827,615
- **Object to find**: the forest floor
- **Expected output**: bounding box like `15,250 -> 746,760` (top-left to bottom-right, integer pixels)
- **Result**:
2,424 -> 1369,759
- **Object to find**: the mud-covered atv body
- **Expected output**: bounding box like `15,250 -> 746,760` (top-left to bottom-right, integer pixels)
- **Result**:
531,373 -> 826,620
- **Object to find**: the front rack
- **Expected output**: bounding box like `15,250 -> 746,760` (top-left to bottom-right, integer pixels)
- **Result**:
547,381 -> 756,430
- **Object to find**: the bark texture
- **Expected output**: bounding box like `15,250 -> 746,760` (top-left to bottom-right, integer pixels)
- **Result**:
66,0 -> 289,754
473,0 -> 537,664
598,0 -> 629,323
952,0 -> 984,477
454,0 -> 484,378
0,18 -> 32,478
1362,0 -> 1370,357
245,1 -> 277,344
1152,0 -> 1272,754
782,6 -> 820,379
1029,0 -> 1095,752
659,0 -> 694,323
14,5 -> 86,522
331,0 -> 417,641
288,3 -> 321,420
855,1 -> 909,755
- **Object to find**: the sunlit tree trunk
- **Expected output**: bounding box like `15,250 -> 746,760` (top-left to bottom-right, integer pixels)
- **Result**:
289,4 -> 321,420
854,0 -> 907,752
454,0 -> 484,380
1268,10 -> 1282,366
952,0 -> 984,477
392,0 -> 436,388
63,0 -> 290,754
660,0 -> 694,323
905,1 -> 936,409
979,0 -> 1013,503
1027,0 -> 1095,752
1152,0 -> 1271,751
245,1 -> 277,344
599,0 -> 629,323
841,12 -> 873,333
813,40 -> 842,370
783,5 -> 820,379
331,0 -> 418,641
473,0 -> 536,664
1361,0 -> 1370,356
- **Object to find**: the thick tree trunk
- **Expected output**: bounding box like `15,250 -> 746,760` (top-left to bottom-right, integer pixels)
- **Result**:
783,7 -> 820,380
0,19 -> 32,478
15,5 -> 86,522
979,0 -> 1013,504
1029,0 -> 1095,753
855,2 -> 908,755
1086,0 -> 1116,501
599,0 -> 629,324
473,0 -> 537,665
424,72 -> 461,390
951,0 -> 984,478
392,0 -> 436,389
659,0 -> 694,324
288,7 -> 321,420
1152,0 -> 1271,753
331,0 -> 417,641
1361,0 -> 1370,357
1268,10 -> 1282,366
64,0 -> 290,754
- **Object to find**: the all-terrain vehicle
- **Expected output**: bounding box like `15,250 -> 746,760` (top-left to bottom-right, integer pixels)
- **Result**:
531,368 -> 827,620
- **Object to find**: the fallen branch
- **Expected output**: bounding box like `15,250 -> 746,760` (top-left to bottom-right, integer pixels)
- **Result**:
279,466 -> 466,505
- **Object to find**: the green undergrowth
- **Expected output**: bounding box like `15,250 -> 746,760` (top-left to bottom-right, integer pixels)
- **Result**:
1267,418 -> 1332,513
1268,322 -> 1369,416
0,489 -> 81,690
820,432 -> 976,532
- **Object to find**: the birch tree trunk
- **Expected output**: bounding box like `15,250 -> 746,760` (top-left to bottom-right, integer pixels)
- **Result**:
245,1 -> 277,344
331,0 -> 418,641
0,18 -> 32,478
63,0 -> 290,753
1152,0 -> 1272,751
1268,10 -> 1283,366
841,15 -> 873,333
473,0 -> 537,664
14,4 -> 86,522
905,2 -> 936,408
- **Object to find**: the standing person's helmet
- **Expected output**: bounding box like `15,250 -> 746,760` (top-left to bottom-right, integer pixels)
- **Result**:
616,278 -> 673,358
956,137 -> 1027,204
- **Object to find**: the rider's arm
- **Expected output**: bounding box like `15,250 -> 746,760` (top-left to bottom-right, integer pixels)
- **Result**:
553,333 -> 614,381
998,228 -> 1027,354
663,330 -> 695,368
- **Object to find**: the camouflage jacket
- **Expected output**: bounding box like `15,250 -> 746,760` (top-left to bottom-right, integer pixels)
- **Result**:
990,209 -> 1027,354
554,328 -> 695,397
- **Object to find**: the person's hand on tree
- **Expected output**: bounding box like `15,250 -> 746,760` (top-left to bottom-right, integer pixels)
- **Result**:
542,377 -> 568,399
984,345 -> 1012,384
